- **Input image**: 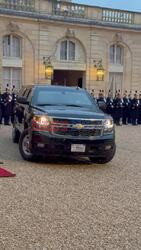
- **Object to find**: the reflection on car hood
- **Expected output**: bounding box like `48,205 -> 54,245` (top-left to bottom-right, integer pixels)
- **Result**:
34,105 -> 108,119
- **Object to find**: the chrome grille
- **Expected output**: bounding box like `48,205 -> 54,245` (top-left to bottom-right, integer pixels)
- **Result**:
51,118 -> 103,138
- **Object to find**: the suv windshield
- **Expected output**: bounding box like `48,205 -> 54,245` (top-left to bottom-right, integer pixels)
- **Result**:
33,88 -> 96,108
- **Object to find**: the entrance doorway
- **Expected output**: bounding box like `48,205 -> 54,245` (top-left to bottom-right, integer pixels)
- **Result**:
52,70 -> 85,88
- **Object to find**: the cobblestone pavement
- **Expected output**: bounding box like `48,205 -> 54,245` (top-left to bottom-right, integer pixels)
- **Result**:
0,125 -> 141,250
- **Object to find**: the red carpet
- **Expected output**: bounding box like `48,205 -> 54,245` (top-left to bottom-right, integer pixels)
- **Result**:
0,167 -> 16,177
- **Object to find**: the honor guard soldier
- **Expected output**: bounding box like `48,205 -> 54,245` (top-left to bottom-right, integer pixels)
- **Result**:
11,85 -> 17,124
91,89 -> 95,97
122,91 -> 130,125
3,87 -> 12,125
0,88 -> 4,124
128,91 -> 132,124
113,92 -> 123,125
138,93 -> 141,124
131,93 -> 139,125
97,90 -> 107,112
106,90 -> 114,117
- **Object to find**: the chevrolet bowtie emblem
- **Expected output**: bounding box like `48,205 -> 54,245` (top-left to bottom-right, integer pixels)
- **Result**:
73,124 -> 84,130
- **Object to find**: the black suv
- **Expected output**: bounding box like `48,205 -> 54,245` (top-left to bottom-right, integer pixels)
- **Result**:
12,85 -> 116,163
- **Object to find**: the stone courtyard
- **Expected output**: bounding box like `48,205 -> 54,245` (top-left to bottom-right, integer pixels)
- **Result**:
0,125 -> 141,250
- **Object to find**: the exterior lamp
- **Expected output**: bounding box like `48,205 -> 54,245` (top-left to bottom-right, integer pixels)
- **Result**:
93,59 -> 105,81
43,56 -> 54,80
45,64 -> 54,80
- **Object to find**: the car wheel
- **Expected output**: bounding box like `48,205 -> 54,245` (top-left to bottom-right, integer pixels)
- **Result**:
90,145 -> 116,164
12,127 -> 20,143
19,129 -> 34,161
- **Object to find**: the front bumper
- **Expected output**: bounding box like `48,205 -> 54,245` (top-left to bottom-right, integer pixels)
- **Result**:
30,131 -> 115,158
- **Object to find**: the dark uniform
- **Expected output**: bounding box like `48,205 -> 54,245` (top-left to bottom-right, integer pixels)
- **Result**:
106,93 -> 114,118
130,94 -> 139,125
122,94 -> 130,125
0,92 -> 4,124
97,91 -> 107,113
11,89 -> 17,124
113,94 -> 123,125
127,94 -> 132,124
91,89 -> 95,97
3,89 -> 12,125
138,94 -> 141,124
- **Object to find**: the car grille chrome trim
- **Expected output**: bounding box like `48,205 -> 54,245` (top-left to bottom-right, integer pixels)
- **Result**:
51,117 -> 104,138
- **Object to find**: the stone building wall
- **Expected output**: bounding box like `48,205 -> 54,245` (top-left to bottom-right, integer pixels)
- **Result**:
0,0 -> 141,96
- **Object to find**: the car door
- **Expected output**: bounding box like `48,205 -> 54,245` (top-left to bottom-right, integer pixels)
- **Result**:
15,88 -> 29,132
15,87 -> 26,125
23,88 -> 33,126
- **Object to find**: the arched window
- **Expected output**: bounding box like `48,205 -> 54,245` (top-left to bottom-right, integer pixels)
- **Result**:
110,44 -> 123,65
60,40 -> 75,61
3,34 -> 21,58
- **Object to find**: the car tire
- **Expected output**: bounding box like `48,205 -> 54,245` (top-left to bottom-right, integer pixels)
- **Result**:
12,127 -> 20,143
90,145 -> 116,164
19,129 -> 35,161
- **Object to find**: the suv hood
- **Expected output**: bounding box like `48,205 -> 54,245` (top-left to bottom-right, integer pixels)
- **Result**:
34,105 -> 108,120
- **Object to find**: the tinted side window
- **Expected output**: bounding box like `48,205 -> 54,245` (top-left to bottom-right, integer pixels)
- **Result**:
18,88 -> 26,97
27,89 -> 33,102
23,89 -> 30,98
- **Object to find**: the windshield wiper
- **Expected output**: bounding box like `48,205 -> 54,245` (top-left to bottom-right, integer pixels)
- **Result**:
64,104 -> 84,107
37,104 -> 85,107
37,104 -> 55,106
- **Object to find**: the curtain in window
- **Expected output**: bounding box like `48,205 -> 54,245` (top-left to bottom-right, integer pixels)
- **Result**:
12,68 -> 21,90
60,41 -> 67,60
109,72 -> 123,97
110,44 -> 123,65
13,36 -> 21,57
2,67 -> 21,91
116,46 -> 123,64
3,68 -> 11,90
3,35 -> 21,57
69,41 -> 75,61
3,35 -> 10,57
110,45 -> 115,64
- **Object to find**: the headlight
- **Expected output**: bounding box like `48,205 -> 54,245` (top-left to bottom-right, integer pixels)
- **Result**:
104,119 -> 114,132
33,115 -> 52,127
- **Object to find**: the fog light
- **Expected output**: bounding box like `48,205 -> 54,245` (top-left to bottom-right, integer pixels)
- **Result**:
105,145 -> 112,150
37,143 -> 45,148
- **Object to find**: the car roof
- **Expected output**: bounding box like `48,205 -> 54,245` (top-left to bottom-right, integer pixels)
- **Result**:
21,84 -> 85,92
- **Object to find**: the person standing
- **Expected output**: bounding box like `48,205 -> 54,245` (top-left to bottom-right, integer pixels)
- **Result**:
122,92 -> 130,125
106,90 -> 114,118
113,93 -> 123,125
138,94 -> 141,124
11,85 -> 17,124
0,88 -> 4,124
3,87 -> 12,125
128,92 -> 132,124
130,93 -> 139,125
97,90 -> 107,112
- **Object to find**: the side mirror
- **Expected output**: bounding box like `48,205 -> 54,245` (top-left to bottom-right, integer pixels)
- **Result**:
98,101 -> 107,112
17,96 -> 29,105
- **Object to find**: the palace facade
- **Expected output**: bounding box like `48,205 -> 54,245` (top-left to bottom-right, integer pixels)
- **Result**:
0,0 -> 141,96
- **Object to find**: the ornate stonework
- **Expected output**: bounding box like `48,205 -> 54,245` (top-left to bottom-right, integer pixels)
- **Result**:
113,33 -> 123,43
7,22 -> 20,32
65,28 -> 75,38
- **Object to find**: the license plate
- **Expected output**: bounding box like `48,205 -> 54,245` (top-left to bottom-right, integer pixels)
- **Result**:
71,144 -> 86,152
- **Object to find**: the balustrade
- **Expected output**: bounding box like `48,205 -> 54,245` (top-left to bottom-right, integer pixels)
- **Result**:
102,9 -> 134,24
53,2 -> 86,18
0,0 -> 35,11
